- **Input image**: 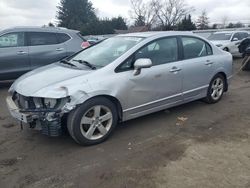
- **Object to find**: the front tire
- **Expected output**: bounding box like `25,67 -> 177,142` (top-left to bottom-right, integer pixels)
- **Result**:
204,74 -> 225,104
67,97 -> 118,145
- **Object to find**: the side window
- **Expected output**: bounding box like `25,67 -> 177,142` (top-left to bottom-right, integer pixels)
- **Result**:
118,37 -> 178,71
0,32 -> 24,48
242,32 -> 249,39
28,32 -> 58,46
238,33 -> 244,40
233,33 -> 241,40
147,42 -> 160,51
244,33 -> 249,38
135,37 -> 178,66
57,33 -> 71,43
119,57 -> 134,71
182,37 -> 209,59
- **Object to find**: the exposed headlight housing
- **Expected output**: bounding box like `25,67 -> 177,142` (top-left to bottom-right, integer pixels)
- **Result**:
32,97 -> 69,110
43,98 -> 58,109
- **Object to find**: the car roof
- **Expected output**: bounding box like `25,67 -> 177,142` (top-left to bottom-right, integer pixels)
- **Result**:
118,31 -> 194,38
0,26 -> 79,34
213,30 -> 248,34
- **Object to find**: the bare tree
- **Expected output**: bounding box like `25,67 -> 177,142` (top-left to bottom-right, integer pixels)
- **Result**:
129,0 -> 157,28
196,10 -> 209,30
153,0 -> 193,30
221,16 -> 228,28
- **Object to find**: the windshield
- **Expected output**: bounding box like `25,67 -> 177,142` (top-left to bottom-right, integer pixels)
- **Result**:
208,33 -> 232,41
67,36 -> 144,68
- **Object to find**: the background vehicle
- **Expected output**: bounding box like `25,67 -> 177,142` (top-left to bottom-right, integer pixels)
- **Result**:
208,31 -> 249,56
239,37 -> 250,70
86,36 -> 106,45
0,26 -> 89,81
7,32 -> 233,145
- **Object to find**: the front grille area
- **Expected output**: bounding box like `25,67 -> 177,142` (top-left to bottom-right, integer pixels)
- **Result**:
11,92 -> 64,137
13,92 -> 36,110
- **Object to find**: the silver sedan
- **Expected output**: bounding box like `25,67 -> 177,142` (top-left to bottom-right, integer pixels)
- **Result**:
7,31 -> 233,145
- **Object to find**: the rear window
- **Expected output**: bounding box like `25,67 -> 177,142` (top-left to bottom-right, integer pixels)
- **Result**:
77,33 -> 87,42
28,32 -> 58,46
57,33 -> 71,43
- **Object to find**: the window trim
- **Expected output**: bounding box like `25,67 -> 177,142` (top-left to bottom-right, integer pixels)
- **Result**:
179,35 -> 213,61
0,32 -> 27,48
115,36 -> 181,73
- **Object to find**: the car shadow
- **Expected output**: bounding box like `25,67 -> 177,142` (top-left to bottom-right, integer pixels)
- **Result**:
0,81 -> 13,89
26,99 -> 206,148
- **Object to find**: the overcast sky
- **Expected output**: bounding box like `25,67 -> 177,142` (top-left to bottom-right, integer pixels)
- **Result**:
0,0 -> 249,29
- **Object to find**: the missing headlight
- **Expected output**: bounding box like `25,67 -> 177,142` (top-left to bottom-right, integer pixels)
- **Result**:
43,98 -> 58,108
32,97 -> 69,110
42,97 -> 69,109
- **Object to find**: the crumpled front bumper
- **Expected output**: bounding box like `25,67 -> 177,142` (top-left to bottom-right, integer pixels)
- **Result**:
6,96 -> 34,123
6,96 -> 63,137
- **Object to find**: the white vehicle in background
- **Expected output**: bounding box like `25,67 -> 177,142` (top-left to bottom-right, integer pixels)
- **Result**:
208,31 -> 249,56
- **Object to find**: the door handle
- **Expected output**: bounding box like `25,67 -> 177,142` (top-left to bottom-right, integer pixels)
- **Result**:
205,62 -> 214,65
17,51 -> 28,55
56,48 -> 64,51
205,60 -> 214,65
169,66 -> 182,73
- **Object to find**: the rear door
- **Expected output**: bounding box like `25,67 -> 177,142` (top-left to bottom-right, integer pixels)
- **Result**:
27,32 -> 67,70
57,32 -> 72,56
0,32 -> 30,80
180,36 -> 216,101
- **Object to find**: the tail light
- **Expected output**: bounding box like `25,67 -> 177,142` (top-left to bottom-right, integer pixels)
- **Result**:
81,41 -> 90,49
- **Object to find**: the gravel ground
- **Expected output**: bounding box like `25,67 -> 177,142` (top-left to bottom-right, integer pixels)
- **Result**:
0,59 -> 249,188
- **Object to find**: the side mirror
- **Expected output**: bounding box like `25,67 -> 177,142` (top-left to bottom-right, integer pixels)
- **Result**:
133,58 -> 152,76
232,37 -> 239,42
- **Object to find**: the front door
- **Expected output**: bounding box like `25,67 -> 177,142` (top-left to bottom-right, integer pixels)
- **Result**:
0,32 -> 30,80
118,37 -> 183,118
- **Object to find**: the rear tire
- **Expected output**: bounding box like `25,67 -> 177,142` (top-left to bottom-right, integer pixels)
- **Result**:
204,74 -> 225,104
67,97 -> 118,145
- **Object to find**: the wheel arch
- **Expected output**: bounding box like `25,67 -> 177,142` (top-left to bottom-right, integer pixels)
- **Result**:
213,72 -> 228,92
85,95 -> 123,122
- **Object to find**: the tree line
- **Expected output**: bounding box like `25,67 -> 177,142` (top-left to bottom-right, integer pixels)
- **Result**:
54,0 -> 247,36
56,0 -> 127,35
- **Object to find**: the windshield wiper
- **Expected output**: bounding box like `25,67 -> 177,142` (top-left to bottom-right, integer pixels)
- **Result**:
60,59 -> 76,67
72,59 -> 96,70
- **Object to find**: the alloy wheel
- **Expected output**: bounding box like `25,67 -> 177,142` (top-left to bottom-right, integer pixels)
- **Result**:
80,105 -> 113,140
210,77 -> 224,101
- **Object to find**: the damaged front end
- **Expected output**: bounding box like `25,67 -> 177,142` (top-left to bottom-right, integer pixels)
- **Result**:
6,92 -> 70,137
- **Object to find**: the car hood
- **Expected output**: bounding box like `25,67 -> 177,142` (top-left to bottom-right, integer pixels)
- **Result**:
11,63 -> 93,98
210,40 -> 230,46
